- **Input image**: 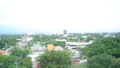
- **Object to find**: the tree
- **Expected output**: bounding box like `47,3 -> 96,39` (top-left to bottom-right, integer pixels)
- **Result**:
76,45 -> 84,51
87,54 -> 116,68
80,37 -> 85,42
47,41 -> 65,47
20,57 -> 32,68
111,58 -> 120,68
83,37 -> 120,58
0,53 -> 7,67
10,49 -> 29,58
36,50 -> 72,68
86,36 -> 94,42
3,55 -> 20,68
3,55 -> 32,68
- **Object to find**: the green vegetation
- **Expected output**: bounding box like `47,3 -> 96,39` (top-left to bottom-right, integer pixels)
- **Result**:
83,37 -> 120,68
112,58 -> 120,68
83,37 -> 120,58
87,54 -> 115,68
0,48 -> 32,68
76,45 -> 84,51
3,55 -> 32,68
0,35 -> 22,49
47,41 -> 65,47
36,50 -> 74,68
10,48 -> 30,58
85,36 -> 94,42
1,33 -> 120,68
69,64 -> 86,68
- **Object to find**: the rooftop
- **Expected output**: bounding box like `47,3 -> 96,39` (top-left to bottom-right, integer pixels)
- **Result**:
0,50 -> 5,55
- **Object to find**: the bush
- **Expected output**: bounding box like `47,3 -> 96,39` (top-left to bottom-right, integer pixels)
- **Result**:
87,54 -> 115,68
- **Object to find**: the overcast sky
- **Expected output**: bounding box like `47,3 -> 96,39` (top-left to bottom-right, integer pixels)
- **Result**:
0,0 -> 120,34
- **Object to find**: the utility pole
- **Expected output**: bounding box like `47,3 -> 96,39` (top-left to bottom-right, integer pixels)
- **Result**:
13,60 -> 19,68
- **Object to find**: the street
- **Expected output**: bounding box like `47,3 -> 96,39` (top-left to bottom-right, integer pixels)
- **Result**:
19,36 -> 27,49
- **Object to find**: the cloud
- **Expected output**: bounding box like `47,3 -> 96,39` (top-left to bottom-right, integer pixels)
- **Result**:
0,0 -> 120,33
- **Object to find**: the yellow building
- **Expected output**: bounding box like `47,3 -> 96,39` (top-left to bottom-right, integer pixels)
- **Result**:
47,44 -> 58,51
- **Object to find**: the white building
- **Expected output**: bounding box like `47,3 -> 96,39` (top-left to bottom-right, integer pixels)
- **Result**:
55,39 -> 67,42
54,46 -> 64,51
26,37 -> 33,41
27,32 -> 32,35
82,36 -> 87,39
66,41 -> 93,50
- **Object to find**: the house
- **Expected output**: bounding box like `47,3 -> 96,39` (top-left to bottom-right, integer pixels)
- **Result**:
54,46 -> 64,51
104,35 -> 115,38
55,39 -> 67,42
0,50 -> 5,55
30,44 -> 47,55
47,44 -> 54,51
47,44 -> 64,51
29,44 -> 47,61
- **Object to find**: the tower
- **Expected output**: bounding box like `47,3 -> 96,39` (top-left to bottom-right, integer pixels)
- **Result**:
63,30 -> 67,37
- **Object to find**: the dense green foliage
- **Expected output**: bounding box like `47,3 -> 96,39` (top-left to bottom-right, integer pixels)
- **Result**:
0,53 -> 7,67
36,50 -> 73,68
47,41 -> 65,47
76,45 -> 84,51
86,36 -> 94,42
0,48 -> 32,68
87,54 -> 115,68
111,58 -> 120,68
0,35 -> 22,49
3,55 -> 32,68
10,48 -> 29,58
83,37 -> 120,58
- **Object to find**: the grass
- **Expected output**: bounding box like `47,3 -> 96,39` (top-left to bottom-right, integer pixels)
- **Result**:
69,64 -> 86,68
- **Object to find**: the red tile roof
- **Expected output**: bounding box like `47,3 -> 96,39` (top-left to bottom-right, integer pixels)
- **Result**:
0,50 -> 5,55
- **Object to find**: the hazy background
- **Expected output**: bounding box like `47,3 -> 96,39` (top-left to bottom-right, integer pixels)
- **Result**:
0,0 -> 120,34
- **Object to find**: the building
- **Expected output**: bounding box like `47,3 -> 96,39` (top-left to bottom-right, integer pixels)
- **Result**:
81,36 -> 87,39
30,44 -> 47,55
63,30 -> 67,35
63,30 -> 68,37
104,35 -> 115,37
47,44 -> 57,51
47,44 -> 64,51
0,50 -> 5,55
26,37 -> 33,41
66,41 -> 93,50
55,39 -> 67,42
29,44 -> 47,61
27,32 -> 32,35
54,46 -> 64,51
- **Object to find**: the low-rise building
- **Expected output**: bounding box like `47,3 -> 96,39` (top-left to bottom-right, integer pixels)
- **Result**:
29,44 -> 47,61
0,50 -> 5,55
47,44 -> 64,51
55,39 -> 67,42
54,46 -> 64,51
104,35 -> 115,37
82,36 -> 87,39
66,41 -> 93,50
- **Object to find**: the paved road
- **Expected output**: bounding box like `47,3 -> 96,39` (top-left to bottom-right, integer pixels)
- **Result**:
19,37 -> 27,49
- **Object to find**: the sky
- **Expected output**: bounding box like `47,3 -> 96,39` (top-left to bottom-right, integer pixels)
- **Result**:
0,0 -> 120,34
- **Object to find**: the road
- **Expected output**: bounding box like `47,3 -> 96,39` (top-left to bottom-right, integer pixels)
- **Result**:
19,36 -> 27,49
